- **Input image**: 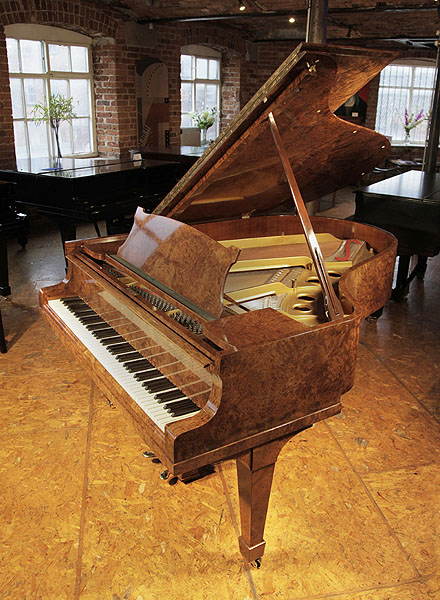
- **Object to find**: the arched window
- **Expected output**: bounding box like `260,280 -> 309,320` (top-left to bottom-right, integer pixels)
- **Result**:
5,24 -> 96,160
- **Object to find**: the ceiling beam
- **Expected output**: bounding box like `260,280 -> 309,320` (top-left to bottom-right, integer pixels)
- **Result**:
138,4 -> 438,24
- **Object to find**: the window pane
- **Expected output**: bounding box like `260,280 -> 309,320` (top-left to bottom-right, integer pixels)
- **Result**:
181,55 -> 192,80
72,118 -> 91,154
70,79 -> 90,116
380,65 -> 411,88
58,121 -> 73,155
208,59 -> 219,80
6,38 -> 20,73
413,67 -> 435,89
206,84 -> 217,107
181,82 -> 193,113
50,79 -> 69,99
195,83 -> 205,111
13,121 -> 28,159
49,44 -> 70,71
196,58 -> 208,79
28,120 -> 50,158
376,88 -> 408,138
23,79 -> 46,117
10,79 -> 24,119
181,114 -> 193,127
71,46 -> 88,72
20,40 -> 44,74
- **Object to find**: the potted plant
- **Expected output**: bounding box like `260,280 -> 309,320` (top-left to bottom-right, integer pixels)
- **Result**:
189,107 -> 217,145
32,93 -> 76,160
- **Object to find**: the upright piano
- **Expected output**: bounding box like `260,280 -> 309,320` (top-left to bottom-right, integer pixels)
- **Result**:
40,43 -> 397,565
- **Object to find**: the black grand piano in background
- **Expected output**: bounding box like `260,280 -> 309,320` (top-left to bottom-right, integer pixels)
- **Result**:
0,156 -> 193,248
354,169 -> 440,300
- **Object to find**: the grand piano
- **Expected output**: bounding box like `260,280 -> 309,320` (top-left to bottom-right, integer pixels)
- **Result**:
0,157 -> 182,246
355,169 -> 440,300
39,43 -> 397,565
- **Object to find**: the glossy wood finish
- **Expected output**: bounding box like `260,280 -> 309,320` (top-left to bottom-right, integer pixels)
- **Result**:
155,44 -> 396,223
117,210 -> 240,319
39,43 -> 398,563
236,435 -> 297,562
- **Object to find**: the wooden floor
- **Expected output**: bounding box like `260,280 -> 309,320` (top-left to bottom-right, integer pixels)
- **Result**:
1,199 -> 439,599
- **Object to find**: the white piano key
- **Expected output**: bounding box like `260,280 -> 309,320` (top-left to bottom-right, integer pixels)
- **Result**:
48,299 -> 201,431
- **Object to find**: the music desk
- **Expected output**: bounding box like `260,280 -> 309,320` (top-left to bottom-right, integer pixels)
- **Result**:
354,170 -> 440,300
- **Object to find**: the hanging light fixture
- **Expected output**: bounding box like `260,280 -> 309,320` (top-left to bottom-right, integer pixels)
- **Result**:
239,1 -> 246,11
289,17 -> 296,23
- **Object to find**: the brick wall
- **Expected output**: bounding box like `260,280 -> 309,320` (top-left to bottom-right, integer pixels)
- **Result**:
0,28 -> 15,169
1,0 -> 435,167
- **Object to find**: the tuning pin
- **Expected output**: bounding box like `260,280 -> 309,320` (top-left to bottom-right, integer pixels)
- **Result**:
142,450 -> 156,458
160,470 -> 169,480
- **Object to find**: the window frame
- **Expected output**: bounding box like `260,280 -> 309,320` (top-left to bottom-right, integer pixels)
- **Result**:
180,48 -> 221,140
6,28 -> 97,160
375,60 -> 436,147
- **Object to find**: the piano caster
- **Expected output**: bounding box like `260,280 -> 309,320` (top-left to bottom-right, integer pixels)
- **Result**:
142,450 -> 156,458
250,558 -> 262,569
168,476 -> 179,486
366,307 -> 383,322
160,469 -> 169,480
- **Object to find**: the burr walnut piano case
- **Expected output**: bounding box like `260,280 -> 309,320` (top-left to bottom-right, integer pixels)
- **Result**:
40,42 -> 397,564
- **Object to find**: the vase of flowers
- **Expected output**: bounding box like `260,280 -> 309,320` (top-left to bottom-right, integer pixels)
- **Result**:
189,107 -> 217,145
402,108 -> 427,144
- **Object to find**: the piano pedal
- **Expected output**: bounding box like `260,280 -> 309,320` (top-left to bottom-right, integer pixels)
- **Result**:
142,450 -> 156,458
160,469 -> 169,480
180,464 -> 215,484
250,558 -> 262,569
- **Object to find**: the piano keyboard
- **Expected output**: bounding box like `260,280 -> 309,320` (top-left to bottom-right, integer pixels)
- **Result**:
48,297 -> 202,432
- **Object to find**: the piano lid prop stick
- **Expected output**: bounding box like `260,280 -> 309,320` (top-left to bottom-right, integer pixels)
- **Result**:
268,111 -> 344,322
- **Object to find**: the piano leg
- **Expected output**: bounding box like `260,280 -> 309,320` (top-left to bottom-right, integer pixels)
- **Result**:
391,254 -> 411,301
236,435 -> 293,564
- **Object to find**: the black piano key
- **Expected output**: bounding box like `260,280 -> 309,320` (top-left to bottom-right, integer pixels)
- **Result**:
140,371 -> 164,385
100,336 -> 125,346
135,369 -> 161,381
62,298 -> 87,308
145,378 -> 175,393
126,361 -> 155,373
155,389 -> 186,402
116,351 -> 144,362
108,343 -> 133,354
80,315 -> 106,325
92,327 -> 119,338
72,308 -> 95,315
164,399 -> 194,410
168,404 -> 200,417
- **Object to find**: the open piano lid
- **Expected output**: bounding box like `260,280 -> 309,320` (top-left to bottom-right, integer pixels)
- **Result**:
154,43 -> 397,224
